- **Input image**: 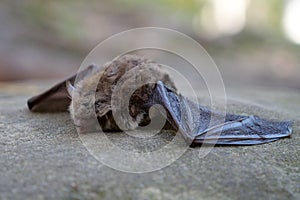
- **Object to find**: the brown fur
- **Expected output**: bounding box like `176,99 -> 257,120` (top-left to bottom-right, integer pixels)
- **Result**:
69,54 -> 176,132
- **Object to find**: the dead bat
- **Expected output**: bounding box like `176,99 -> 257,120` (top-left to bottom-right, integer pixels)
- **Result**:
28,54 -> 293,146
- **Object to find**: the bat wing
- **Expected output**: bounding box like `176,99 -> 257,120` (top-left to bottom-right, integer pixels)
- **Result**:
192,115 -> 292,145
151,81 -> 293,146
27,65 -> 97,112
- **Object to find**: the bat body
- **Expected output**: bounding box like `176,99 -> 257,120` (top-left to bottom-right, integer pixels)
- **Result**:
28,54 -> 293,146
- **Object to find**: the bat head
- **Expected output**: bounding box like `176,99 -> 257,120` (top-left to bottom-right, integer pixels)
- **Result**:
68,54 -> 177,132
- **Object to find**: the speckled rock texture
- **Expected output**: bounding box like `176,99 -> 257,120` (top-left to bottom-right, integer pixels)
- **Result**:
0,81 -> 299,200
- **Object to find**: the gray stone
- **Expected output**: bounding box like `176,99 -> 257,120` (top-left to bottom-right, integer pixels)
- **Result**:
0,82 -> 299,200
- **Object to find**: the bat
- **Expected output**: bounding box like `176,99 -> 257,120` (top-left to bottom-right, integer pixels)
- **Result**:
27,54 -> 293,146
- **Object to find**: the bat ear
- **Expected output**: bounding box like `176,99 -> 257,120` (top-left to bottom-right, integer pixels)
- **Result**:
66,81 -> 75,98
27,64 -> 98,112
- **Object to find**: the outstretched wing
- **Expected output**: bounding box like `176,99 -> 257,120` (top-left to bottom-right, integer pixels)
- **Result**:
151,81 -> 293,146
27,65 -> 97,112
192,115 -> 292,145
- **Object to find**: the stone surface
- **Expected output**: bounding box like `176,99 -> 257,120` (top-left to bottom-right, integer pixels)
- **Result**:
0,81 -> 299,200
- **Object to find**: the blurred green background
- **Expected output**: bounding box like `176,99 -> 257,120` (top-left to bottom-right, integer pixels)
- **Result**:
0,0 -> 299,90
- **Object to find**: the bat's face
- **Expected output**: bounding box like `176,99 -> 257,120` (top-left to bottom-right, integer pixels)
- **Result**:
67,67 -> 102,132
68,54 -> 177,132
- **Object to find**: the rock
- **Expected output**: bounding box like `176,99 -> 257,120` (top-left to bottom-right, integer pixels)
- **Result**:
0,81 -> 299,200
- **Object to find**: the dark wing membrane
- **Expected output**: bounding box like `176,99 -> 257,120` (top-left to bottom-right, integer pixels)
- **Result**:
191,138 -> 279,146
152,81 -> 293,146
27,65 -> 97,112
193,116 -> 292,145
